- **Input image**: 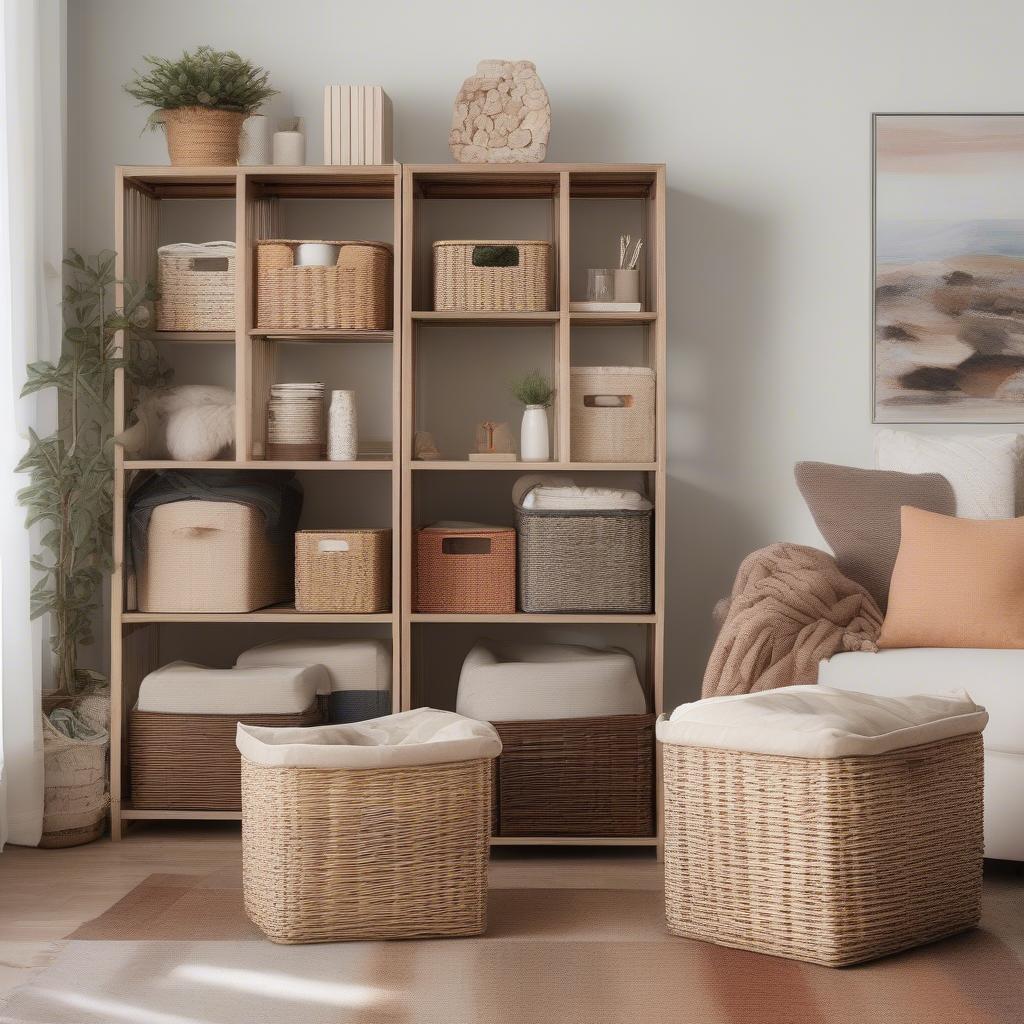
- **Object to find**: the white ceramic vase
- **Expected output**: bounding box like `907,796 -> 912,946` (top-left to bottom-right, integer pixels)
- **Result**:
328,390 -> 358,461
520,404 -> 549,461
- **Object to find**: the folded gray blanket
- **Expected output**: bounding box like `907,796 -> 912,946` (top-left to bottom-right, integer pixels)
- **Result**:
702,543 -> 882,699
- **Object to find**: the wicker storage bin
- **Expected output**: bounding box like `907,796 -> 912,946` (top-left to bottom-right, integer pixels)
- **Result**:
493,714 -> 655,837
256,240 -> 392,330
294,529 -> 391,613
129,702 -> 323,811
661,729 -> 985,966
514,502 -> 652,614
413,525 -> 516,613
156,242 -> 235,331
433,240 -> 552,312
137,501 -> 293,613
570,366 -> 656,462
237,711 -> 500,943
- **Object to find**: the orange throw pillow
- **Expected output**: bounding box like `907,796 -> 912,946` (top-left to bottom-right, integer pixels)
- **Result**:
879,506 -> 1024,649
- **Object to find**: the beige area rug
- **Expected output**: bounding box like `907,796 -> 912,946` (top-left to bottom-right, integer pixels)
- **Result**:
1,868 -> 1022,1024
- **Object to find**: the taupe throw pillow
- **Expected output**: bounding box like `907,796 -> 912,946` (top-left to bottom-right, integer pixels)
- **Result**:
794,461 -> 956,610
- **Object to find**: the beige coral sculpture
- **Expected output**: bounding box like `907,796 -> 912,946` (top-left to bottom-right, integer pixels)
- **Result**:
450,60 -> 551,164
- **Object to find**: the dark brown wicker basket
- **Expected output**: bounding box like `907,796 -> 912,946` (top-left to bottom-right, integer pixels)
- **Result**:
492,714 -> 655,837
129,699 -> 324,811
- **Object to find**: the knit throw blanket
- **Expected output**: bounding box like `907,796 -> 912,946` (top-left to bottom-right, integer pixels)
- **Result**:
702,543 -> 883,699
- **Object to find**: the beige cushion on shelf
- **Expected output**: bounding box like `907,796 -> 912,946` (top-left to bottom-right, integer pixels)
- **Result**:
795,461 -> 955,610
880,506 -> 1024,650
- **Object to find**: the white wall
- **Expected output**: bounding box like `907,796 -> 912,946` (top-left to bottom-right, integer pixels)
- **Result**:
66,0 -> 1024,705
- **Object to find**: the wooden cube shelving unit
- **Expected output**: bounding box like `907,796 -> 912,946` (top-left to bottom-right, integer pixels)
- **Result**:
111,162 -> 666,849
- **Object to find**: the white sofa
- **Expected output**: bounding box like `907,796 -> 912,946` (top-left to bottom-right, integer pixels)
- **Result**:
820,648 -> 1023,861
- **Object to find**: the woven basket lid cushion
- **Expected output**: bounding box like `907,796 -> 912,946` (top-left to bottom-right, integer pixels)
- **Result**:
236,707 -> 501,769
657,684 -> 987,758
236,638 -> 391,693
137,661 -> 329,715
456,640 -> 646,722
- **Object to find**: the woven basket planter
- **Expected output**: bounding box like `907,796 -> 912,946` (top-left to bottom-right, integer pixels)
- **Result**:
413,525 -> 516,613
129,701 -> 323,811
515,504 -> 652,613
433,240 -> 552,311
240,755 -> 493,943
493,714 -> 655,837
294,529 -> 392,613
156,242 -> 235,331
162,107 -> 245,166
137,501 -> 293,614
256,240 -> 392,330
570,366 -> 656,463
662,733 -> 985,966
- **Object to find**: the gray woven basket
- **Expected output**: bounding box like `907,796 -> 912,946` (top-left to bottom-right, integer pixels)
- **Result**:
513,499 -> 653,614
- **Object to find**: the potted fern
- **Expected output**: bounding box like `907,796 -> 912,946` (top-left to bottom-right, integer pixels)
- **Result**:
17,252 -> 168,845
511,370 -> 554,462
125,46 -> 277,166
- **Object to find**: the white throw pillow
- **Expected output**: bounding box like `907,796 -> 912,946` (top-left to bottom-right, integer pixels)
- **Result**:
874,429 -> 1020,519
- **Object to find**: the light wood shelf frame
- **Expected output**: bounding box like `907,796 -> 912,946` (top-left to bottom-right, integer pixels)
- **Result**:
401,163 -> 667,851
111,165 -> 402,839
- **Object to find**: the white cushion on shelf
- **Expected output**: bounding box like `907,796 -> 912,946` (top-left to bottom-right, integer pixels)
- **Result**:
512,474 -> 651,511
235,638 -> 391,693
456,640 -> 647,722
136,661 -> 329,715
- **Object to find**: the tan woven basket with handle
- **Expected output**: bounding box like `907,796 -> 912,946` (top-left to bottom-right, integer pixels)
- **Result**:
241,756 -> 492,943
294,529 -> 392,613
570,366 -> 656,462
662,733 -> 984,966
413,525 -> 516,613
162,107 -> 245,166
156,242 -> 235,331
433,240 -> 552,311
256,240 -> 393,330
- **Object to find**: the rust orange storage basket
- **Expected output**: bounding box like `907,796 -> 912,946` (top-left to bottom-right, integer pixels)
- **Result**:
413,525 -> 515,614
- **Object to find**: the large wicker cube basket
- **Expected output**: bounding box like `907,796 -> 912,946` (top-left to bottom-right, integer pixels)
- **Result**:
294,529 -> 392,613
493,714 -> 655,837
570,366 -> 656,463
413,525 -> 516,613
240,756 -> 492,943
136,501 -> 293,613
156,242 -> 235,331
433,240 -> 552,311
662,733 -> 985,966
256,240 -> 392,330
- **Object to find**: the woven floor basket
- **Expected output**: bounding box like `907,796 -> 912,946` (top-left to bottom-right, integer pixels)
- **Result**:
570,366 -> 656,462
433,240 -> 552,311
294,529 -> 392,613
130,701 -> 323,811
156,243 -> 235,331
515,505 -> 652,613
162,107 -> 245,166
493,714 -> 655,837
241,756 -> 491,943
662,733 -> 984,967
413,526 -> 516,613
256,240 -> 392,330
137,501 -> 293,613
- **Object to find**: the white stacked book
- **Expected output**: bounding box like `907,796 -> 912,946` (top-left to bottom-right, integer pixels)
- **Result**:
323,86 -> 394,165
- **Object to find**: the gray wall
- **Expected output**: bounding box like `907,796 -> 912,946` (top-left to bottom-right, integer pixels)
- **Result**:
67,0 -> 1024,705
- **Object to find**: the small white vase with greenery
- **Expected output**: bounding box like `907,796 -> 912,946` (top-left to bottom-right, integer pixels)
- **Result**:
511,370 -> 554,462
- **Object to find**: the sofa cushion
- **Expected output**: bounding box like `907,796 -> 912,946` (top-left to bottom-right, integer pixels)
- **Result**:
880,507 -> 1024,650
794,461 -> 955,609
820,648 -> 1023,754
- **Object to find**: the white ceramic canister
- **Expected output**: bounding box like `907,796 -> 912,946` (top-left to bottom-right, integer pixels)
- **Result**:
328,390 -> 358,461
520,404 -> 549,461
295,242 -> 341,267
239,115 -> 271,165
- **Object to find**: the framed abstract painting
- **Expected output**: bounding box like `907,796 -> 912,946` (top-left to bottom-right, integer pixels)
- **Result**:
874,113 -> 1024,422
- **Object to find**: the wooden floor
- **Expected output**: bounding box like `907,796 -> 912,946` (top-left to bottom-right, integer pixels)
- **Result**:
0,823 -> 663,999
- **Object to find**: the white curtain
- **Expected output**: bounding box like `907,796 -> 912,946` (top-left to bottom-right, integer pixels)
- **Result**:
0,0 -> 65,848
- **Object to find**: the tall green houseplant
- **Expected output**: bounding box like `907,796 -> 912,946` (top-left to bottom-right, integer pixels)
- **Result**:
16,252 -> 168,695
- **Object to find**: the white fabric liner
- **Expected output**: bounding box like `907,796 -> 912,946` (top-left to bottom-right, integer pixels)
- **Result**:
657,684 -> 987,758
136,661 -> 329,715
236,638 -> 391,693
513,474 -> 651,511
236,707 -> 502,769
457,640 -> 646,721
